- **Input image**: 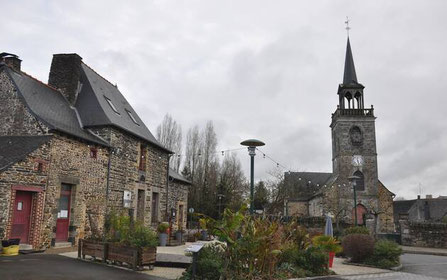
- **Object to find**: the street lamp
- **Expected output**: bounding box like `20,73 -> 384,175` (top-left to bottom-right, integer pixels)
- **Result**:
348,175 -> 360,226
241,139 -> 265,215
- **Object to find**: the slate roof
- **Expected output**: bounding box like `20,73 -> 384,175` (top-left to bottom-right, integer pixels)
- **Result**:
343,38 -> 359,85
0,135 -> 52,171
76,63 -> 170,152
284,172 -> 333,200
3,67 -> 108,146
393,199 -> 416,221
394,198 -> 447,222
169,169 -> 192,185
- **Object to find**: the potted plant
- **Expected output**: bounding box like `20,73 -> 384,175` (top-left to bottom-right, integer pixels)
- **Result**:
312,235 -> 342,268
157,222 -> 169,246
199,218 -> 209,240
175,227 -> 185,243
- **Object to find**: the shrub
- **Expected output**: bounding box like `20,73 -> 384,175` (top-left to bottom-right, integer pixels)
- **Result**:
312,235 -> 342,253
366,239 -> 402,268
105,212 -> 158,248
280,246 -> 329,276
180,241 -> 225,280
342,234 -> 375,263
157,222 -> 169,233
284,222 -> 310,250
344,226 -> 370,235
129,223 -> 158,248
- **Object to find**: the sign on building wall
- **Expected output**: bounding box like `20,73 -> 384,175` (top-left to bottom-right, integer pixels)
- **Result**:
123,190 -> 132,208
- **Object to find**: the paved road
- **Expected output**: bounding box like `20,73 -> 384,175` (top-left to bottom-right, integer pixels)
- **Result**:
0,254 -> 167,280
401,253 -> 447,279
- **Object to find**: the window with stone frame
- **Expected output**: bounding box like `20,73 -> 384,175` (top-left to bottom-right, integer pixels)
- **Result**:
353,170 -> 365,191
34,160 -> 46,173
89,147 -> 97,159
138,144 -> 147,171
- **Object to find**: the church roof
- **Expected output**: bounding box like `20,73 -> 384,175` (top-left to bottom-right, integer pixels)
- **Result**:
343,38 -> 359,85
0,135 -> 52,171
284,172 -> 333,200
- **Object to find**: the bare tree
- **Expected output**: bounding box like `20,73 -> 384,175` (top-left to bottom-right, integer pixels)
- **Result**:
156,114 -> 183,171
219,153 -> 248,211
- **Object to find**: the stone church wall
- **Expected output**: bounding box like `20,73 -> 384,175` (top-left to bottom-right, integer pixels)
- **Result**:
288,200 -> 309,217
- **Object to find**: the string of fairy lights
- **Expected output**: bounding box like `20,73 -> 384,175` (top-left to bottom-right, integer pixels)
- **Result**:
170,146 -> 293,173
170,146 -> 339,187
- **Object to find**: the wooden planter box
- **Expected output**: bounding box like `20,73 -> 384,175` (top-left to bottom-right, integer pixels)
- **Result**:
78,239 -> 107,261
78,240 -> 156,270
108,243 -> 157,270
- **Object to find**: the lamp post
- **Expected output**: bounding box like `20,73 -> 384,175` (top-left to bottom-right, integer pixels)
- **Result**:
348,175 -> 360,226
241,139 -> 265,215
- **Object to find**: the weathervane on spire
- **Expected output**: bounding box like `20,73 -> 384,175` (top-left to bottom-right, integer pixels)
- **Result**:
345,16 -> 351,37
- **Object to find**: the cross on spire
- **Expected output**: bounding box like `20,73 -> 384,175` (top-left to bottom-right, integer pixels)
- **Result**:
345,16 -> 351,37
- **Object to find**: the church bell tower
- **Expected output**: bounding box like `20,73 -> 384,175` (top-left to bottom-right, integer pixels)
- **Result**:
330,37 -> 379,199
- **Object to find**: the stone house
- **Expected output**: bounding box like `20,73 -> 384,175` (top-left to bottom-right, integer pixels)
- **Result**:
283,39 -> 395,233
394,195 -> 447,224
167,169 -> 191,231
0,53 -> 186,249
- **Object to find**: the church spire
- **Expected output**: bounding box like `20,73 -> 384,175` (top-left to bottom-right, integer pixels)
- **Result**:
343,38 -> 358,85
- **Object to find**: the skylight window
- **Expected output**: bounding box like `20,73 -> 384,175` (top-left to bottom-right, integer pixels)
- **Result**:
104,96 -> 120,114
126,110 -> 139,125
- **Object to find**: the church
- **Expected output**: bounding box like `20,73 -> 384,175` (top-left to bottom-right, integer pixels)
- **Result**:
284,37 -> 395,233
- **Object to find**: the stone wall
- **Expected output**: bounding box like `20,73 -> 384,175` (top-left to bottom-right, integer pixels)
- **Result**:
167,180 -> 189,230
400,220 -> 447,248
331,114 -> 379,200
288,200 -> 308,217
90,127 -> 169,226
42,133 -> 109,247
0,70 -> 48,135
0,140 -> 50,248
378,182 -> 394,233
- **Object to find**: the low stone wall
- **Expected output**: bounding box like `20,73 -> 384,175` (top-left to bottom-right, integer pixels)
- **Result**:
400,220 -> 447,248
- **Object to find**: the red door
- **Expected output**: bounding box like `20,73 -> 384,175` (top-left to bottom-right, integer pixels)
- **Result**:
56,185 -> 71,242
11,191 -> 33,243
352,204 -> 368,225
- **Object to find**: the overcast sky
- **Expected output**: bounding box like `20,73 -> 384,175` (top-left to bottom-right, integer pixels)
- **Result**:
3,1 -> 447,199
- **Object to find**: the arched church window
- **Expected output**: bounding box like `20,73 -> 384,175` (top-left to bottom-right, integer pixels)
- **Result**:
353,170 -> 365,191
349,126 -> 363,146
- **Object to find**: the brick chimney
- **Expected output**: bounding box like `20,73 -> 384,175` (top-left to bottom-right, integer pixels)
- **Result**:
426,194 -> 433,199
0,52 -> 22,72
48,53 -> 82,105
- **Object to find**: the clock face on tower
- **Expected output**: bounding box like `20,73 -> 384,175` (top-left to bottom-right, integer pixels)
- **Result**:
350,126 -> 363,146
352,155 -> 364,167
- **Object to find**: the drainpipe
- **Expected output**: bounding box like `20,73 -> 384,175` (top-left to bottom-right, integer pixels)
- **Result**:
103,147 -> 113,242
165,154 -> 172,221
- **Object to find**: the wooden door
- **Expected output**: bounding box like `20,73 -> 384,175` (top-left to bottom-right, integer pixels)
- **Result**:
56,184 -> 71,242
352,204 -> 368,225
11,191 -> 33,243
